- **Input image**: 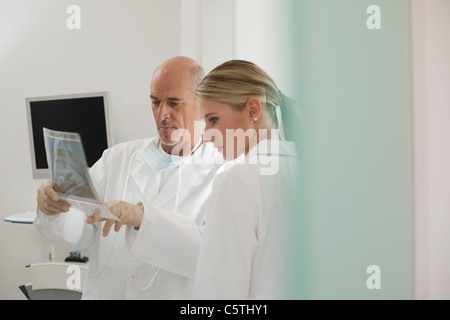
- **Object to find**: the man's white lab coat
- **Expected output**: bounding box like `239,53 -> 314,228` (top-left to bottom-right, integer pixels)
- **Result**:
193,140 -> 300,299
35,137 -> 222,299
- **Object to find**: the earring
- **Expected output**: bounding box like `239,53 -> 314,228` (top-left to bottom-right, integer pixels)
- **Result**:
254,117 -> 258,122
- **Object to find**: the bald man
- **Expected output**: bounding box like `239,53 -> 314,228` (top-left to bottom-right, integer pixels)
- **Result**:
35,57 -> 223,299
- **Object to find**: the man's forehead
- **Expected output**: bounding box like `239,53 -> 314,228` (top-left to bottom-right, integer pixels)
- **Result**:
150,85 -> 193,99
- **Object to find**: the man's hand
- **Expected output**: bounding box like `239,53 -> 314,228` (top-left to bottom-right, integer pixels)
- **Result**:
86,200 -> 144,237
37,180 -> 70,215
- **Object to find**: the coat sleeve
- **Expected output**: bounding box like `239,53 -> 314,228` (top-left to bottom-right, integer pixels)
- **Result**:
193,172 -> 260,300
126,205 -> 204,279
34,208 -> 97,251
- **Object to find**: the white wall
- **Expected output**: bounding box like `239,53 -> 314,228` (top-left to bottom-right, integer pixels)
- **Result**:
181,0 -> 290,80
412,0 -> 450,300
181,0 -> 235,73
181,0 -> 293,97
235,0 -> 293,96
0,0 -> 181,299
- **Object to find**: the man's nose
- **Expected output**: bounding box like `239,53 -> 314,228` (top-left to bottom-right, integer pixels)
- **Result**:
157,102 -> 170,121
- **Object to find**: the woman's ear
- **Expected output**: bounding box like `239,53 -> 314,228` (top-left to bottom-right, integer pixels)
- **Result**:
247,97 -> 262,122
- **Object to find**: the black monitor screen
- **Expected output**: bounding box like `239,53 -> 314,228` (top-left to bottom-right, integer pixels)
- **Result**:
28,94 -> 110,174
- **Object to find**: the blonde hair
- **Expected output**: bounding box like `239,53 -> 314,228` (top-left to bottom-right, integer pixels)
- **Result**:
196,60 -> 282,129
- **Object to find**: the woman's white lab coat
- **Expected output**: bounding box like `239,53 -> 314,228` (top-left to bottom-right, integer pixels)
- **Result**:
193,140 -> 300,299
35,137 -> 222,299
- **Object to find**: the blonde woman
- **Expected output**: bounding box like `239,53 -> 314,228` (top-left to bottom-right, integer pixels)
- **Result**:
193,60 -> 300,299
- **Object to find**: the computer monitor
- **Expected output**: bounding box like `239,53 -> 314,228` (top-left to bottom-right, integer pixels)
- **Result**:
26,92 -> 113,179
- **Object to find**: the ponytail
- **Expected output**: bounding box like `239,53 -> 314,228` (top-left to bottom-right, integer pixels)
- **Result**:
277,91 -> 300,145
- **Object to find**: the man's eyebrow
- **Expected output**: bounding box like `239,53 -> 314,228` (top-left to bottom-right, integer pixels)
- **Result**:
150,95 -> 182,102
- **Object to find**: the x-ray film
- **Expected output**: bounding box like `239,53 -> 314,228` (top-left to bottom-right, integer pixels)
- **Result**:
43,128 -> 119,221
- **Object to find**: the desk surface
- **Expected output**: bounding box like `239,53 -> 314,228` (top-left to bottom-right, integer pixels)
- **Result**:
3,211 -> 37,230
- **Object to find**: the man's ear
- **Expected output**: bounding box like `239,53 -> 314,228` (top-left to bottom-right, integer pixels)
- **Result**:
247,97 -> 262,122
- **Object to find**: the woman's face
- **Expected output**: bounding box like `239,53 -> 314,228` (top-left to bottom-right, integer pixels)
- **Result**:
198,98 -> 257,161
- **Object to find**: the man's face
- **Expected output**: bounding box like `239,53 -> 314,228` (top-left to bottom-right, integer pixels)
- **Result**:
150,69 -> 201,154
